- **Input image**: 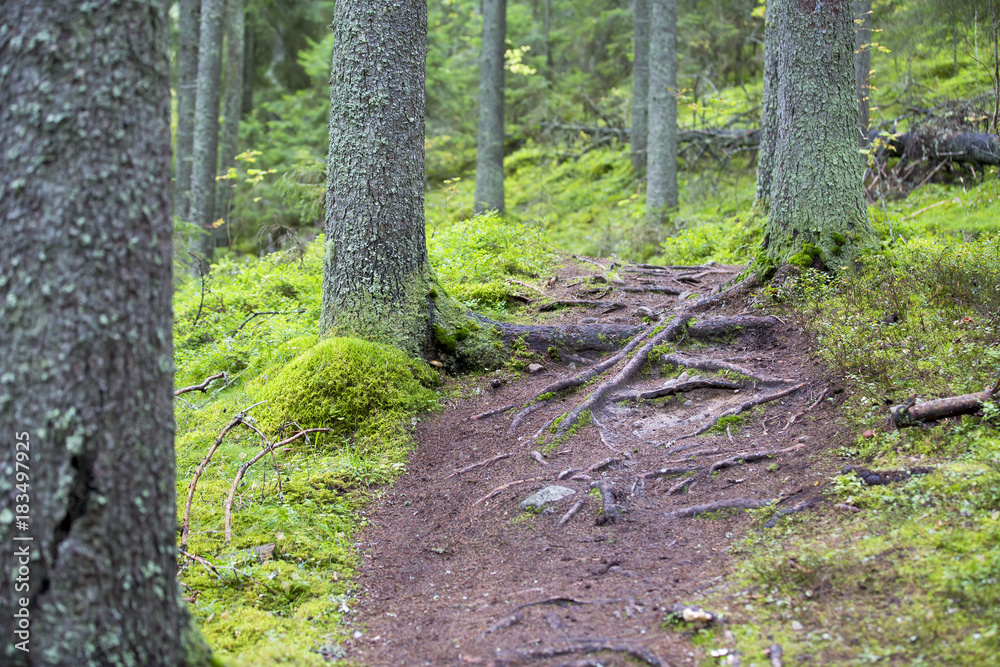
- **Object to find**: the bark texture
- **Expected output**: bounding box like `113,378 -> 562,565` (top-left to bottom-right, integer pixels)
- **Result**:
175,0 -> 201,220
215,0 -> 245,236
474,0 -> 507,214
763,0 -> 873,268
854,0 -> 872,146
190,0 -> 225,256
646,0 -> 678,227
320,0 -> 433,354
754,0 -> 779,211
0,1 -> 206,664
631,0 -> 650,174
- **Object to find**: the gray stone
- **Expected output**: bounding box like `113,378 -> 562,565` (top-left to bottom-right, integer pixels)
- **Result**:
527,363 -> 545,374
519,485 -> 575,511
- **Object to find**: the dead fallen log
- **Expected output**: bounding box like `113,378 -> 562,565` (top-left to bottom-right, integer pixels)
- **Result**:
890,389 -> 995,427
875,129 -> 1000,167
667,497 -> 773,519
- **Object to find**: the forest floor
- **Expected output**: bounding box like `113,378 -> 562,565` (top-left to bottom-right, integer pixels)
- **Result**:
342,258 -> 853,666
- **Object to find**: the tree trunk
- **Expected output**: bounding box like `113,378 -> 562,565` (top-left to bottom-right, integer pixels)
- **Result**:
215,0 -> 245,243
646,0 -> 678,230
631,0 -> 650,174
190,0 -> 225,263
474,0 -> 507,214
854,0 -> 872,147
0,2 -> 209,665
241,17 -> 254,117
762,0 -> 874,268
175,0 -> 201,220
320,0 -> 434,355
754,0 -> 779,212
543,0 -> 553,72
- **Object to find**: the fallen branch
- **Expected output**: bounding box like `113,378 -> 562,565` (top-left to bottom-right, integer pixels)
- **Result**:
667,497 -> 773,518
178,548 -> 221,578
174,372 -> 227,397
890,389 -> 995,427
470,403 -> 516,421
668,382 -> 806,446
557,497 -> 588,528
446,452 -> 513,479
508,278 -> 548,297
475,477 -> 547,505
223,428 -> 333,544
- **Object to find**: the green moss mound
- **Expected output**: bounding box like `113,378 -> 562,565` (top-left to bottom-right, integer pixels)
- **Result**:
253,337 -> 439,442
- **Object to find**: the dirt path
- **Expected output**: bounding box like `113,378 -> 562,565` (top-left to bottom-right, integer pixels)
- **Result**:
344,261 -> 849,666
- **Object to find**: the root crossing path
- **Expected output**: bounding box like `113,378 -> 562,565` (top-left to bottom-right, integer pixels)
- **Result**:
347,258 -> 847,666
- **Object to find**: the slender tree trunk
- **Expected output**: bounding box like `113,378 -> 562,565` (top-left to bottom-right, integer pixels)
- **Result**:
175,0 -> 201,220
854,0 -> 872,147
631,0 -> 650,174
646,0 -> 678,229
0,2 -> 209,665
544,0 -> 553,72
320,0 -> 433,354
754,0 -> 779,212
763,0 -> 874,268
242,17 -> 254,117
190,0 -> 225,262
215,0 -> 245,244
474,0 -> 507,214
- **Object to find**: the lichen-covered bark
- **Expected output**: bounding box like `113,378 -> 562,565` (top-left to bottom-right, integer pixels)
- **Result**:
215,0 -> 245,232
474,0 -> 506,214
753,0 -> 779,212
0,1 -> 204,664
646,0 -> 678,228
174,0 -> 200,220
630,0 -> 650,174
763,0 -> 874,268
854,0 -> 872,146
190,0 -> 224,254
320,0 -> 433,356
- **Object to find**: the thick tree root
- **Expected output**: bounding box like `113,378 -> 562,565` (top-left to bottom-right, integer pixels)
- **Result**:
507,400 -> 552,436
666,382 -> 806,448
446,452 -> 513,479
612,376 -> 741,402
708,443 -> 806,474
470,403 -> 517,421
593,479 -> 620,525
666,498 -> 773,518
475,477 -> 548,505
502,639 -> 664,666
539,299 -> 627,312
656,351 -> 789,385
684,315 -> 778,338
548,312 -> 695,440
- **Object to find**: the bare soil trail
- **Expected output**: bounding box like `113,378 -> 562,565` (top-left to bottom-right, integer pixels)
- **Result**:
345,259 -> 850,666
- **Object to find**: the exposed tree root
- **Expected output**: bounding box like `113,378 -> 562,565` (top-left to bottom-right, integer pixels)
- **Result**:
612,376 -> 741,402
684,315 -> 778,338
638,465 -> 701,481
666,497 -> 773,518
539,299 -> 627,312
593,479 -> 620,525
502,639 -> 663,666
547,312 -> 695,441
480,611 -> 524,638
691,269 -> 759,312
666,382 -> 806,447
530,450 -> 549,466
475,477 -> 547,505
708,443 -> 806,474
507,400 -> 552,436
446,452 -> 513,479
780,387 -> 828,431
470,403 -> 517,421
557,497 -> 588,528
656,352 -> 789,385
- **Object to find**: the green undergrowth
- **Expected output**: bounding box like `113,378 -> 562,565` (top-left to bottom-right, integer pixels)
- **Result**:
171,211 -> 566,663
691,233 -> 1000,665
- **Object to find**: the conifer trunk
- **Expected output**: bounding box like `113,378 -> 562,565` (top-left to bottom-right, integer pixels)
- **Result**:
215,0 -> 245,240
0,1 -> 208,664
854,0 -> 872,147
646,0 -> 678,228
754,0 -> 779,212
190,0 -> 225,261
319,0 -> 433,355
631,0 -> 650,174
474,0 -> 507,214
762,0 -> 874,268
175,0 -> 201,220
